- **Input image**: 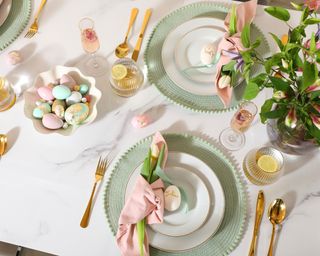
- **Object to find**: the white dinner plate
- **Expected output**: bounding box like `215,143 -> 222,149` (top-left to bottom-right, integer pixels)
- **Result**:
125,151 -> 225,251
162,17 -> 225,96
0,0 -> 12,27
126,165 -> 210,237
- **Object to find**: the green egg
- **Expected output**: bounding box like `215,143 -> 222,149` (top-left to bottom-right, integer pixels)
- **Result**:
79,84 -> 89,95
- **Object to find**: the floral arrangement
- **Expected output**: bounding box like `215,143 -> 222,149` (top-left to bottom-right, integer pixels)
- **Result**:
237,0 -> 320,146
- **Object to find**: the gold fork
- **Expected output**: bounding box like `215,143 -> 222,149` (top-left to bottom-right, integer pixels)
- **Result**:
80,156 -> 109,228
25,0 -> 47,38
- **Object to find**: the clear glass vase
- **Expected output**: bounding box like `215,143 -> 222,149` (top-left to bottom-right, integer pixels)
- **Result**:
267,118 -> 318,155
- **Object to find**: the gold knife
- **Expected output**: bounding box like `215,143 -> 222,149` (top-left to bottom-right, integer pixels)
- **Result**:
248,190 -> 265,256
131,8 -> 152,62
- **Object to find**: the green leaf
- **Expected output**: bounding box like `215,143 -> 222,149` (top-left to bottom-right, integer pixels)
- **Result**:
302,61 -> 318,91
222,60 -> 237,72
310,32 -> 316,53
243,82 -> 260,100
293,53 -> 304,68
241,23 -> 251,48
140,149 -> 151,180
251,73 -> 268,86
290,2 -> 304,10
262,107 -> 289,119
265,6 -> 290,21
301,6 -> 310,22
251,37 -> 261,49
241,50 -> 253,64
260,99 -> 275,123
137,219 -> 146,256
310,90 -> 320,100
304,18 -> 320,24
269,32 -> 283,50
229,4 -> 237,36
285,43 -> 301,52
269,76 -> 291,91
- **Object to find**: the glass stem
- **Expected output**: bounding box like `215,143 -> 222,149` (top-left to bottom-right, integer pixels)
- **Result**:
91,53 -> 99,69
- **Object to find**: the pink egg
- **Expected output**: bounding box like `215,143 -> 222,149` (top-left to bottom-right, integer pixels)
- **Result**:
42,113 -> 64,130
131,114 -> 150,128
37,86 -> 54,101
60,74 -> 76,88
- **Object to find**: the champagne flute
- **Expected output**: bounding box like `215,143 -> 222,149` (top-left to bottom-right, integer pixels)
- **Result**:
219,101 -> 258,151
0,77 -> 16,112
79,17 -> 107,76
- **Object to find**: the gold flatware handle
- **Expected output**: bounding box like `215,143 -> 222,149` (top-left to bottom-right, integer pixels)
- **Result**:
267,223 -> 276,256
80,182 -> 97,228
34,0 -> 47,20
132,8 -> 152,61
248,190 -> 265,256
125,8 -> 139,40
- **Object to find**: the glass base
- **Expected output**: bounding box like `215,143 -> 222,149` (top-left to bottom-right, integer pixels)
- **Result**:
0,94 -> 16,112
83,55 -> 108,77
219,127 -> 245,151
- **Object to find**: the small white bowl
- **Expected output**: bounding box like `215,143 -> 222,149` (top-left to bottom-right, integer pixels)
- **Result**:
24,65 -> 101,136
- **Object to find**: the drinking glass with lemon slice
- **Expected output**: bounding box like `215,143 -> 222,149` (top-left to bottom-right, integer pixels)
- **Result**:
0,77 -> 16,112
109,58 -> 144,97
243,147 -> 284,185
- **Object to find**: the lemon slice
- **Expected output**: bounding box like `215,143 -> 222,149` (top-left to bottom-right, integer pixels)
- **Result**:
257,155 -> 278,173
112,64 -> 127,80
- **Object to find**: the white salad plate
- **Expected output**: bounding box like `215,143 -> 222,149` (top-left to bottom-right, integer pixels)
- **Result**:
162,17 -> 225,96
125,151 -> 225,251
0,0 -> 12,27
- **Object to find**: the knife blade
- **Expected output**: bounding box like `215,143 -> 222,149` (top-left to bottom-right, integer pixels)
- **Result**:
131,8 -> 152,62
248,190 -> 265,256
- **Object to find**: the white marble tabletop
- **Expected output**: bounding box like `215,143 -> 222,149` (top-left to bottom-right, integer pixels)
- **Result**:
0,0 -> 319,255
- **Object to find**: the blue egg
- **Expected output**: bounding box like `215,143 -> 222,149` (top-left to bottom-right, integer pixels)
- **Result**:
33,108 -> 44,119
79,84 -> 89,95
52,85 -> 71,100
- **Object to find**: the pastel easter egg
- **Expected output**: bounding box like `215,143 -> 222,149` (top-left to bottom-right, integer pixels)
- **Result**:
66,91 -> 82,106
164,185 -> 181,212
79,84 -> 89,95
131,115 -> 149,128
37,86 -> 54,101
200,43 -> 217,65
7,50 -> 22,65
32,103 -> 51,119
54,105 -> 65,119
60,74 -> 76,88
64,103 -> 89,125
33,108 -> 44,119
52,85 -> 71,100
73,85 -> 80,91
52,99 -> 66,112
42,113 -> 64,129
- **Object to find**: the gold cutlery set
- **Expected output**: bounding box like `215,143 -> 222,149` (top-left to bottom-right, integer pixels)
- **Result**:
248,191 -> 287,256
115,8 -> 152,62
25,0 -> 47,38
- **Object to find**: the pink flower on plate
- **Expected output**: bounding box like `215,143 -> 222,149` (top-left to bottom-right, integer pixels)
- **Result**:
304,0 -> 320,11
311,114 -> 320,129
285,108 -> 297,129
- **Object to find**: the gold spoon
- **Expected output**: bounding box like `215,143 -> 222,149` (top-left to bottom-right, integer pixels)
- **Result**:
0,134 -> 7,157
115,8 -> 139,58
267,199 -> 286,256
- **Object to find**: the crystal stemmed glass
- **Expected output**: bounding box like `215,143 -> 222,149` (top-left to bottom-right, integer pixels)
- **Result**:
219,101 -> 258,151
79,17 -> 107,76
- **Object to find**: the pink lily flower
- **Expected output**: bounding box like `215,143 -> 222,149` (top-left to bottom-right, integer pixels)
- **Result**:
285,108 -> 297,129
306,84 -> 320,92
311,114 -> 320,129
304,0 -> 320,11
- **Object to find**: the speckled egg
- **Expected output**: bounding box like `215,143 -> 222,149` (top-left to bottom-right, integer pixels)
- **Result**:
52,85 -> 71,100
54,105 -> 65,119
64,103 -> 89,125
32,103 -> 51,119
66,91 -> 82,106
42,113 -> 64,129
37,86 -> 54,101
164,185 -> 181,212
79,84 -> 89,95
200,43 -> 217,65
60,74 -> 76,88
52,99 -> 66,112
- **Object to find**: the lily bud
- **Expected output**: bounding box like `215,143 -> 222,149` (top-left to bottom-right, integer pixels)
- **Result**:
218,75 -> 231,89
151,144 -> 160,159
281,59 -> 289,69
311,114 -> 320,130
285,108 -> 297,129
273,91 -> 286,100
306,84 -> 320,92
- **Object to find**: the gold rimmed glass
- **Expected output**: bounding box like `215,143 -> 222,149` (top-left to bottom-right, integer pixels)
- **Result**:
0,77 -> 16,112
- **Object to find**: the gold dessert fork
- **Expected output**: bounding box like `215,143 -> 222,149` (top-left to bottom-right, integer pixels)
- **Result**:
25,0 -> 47,38
80,155 -> 110,228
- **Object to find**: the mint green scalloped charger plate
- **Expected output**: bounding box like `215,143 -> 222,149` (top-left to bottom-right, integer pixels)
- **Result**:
0,0 -> 31,51
104,134 -> 247,256
144,2 -> 270,113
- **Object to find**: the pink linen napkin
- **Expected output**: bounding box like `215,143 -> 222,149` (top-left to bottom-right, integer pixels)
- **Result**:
116,132 -> 168,256
215,0 -> 257,107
